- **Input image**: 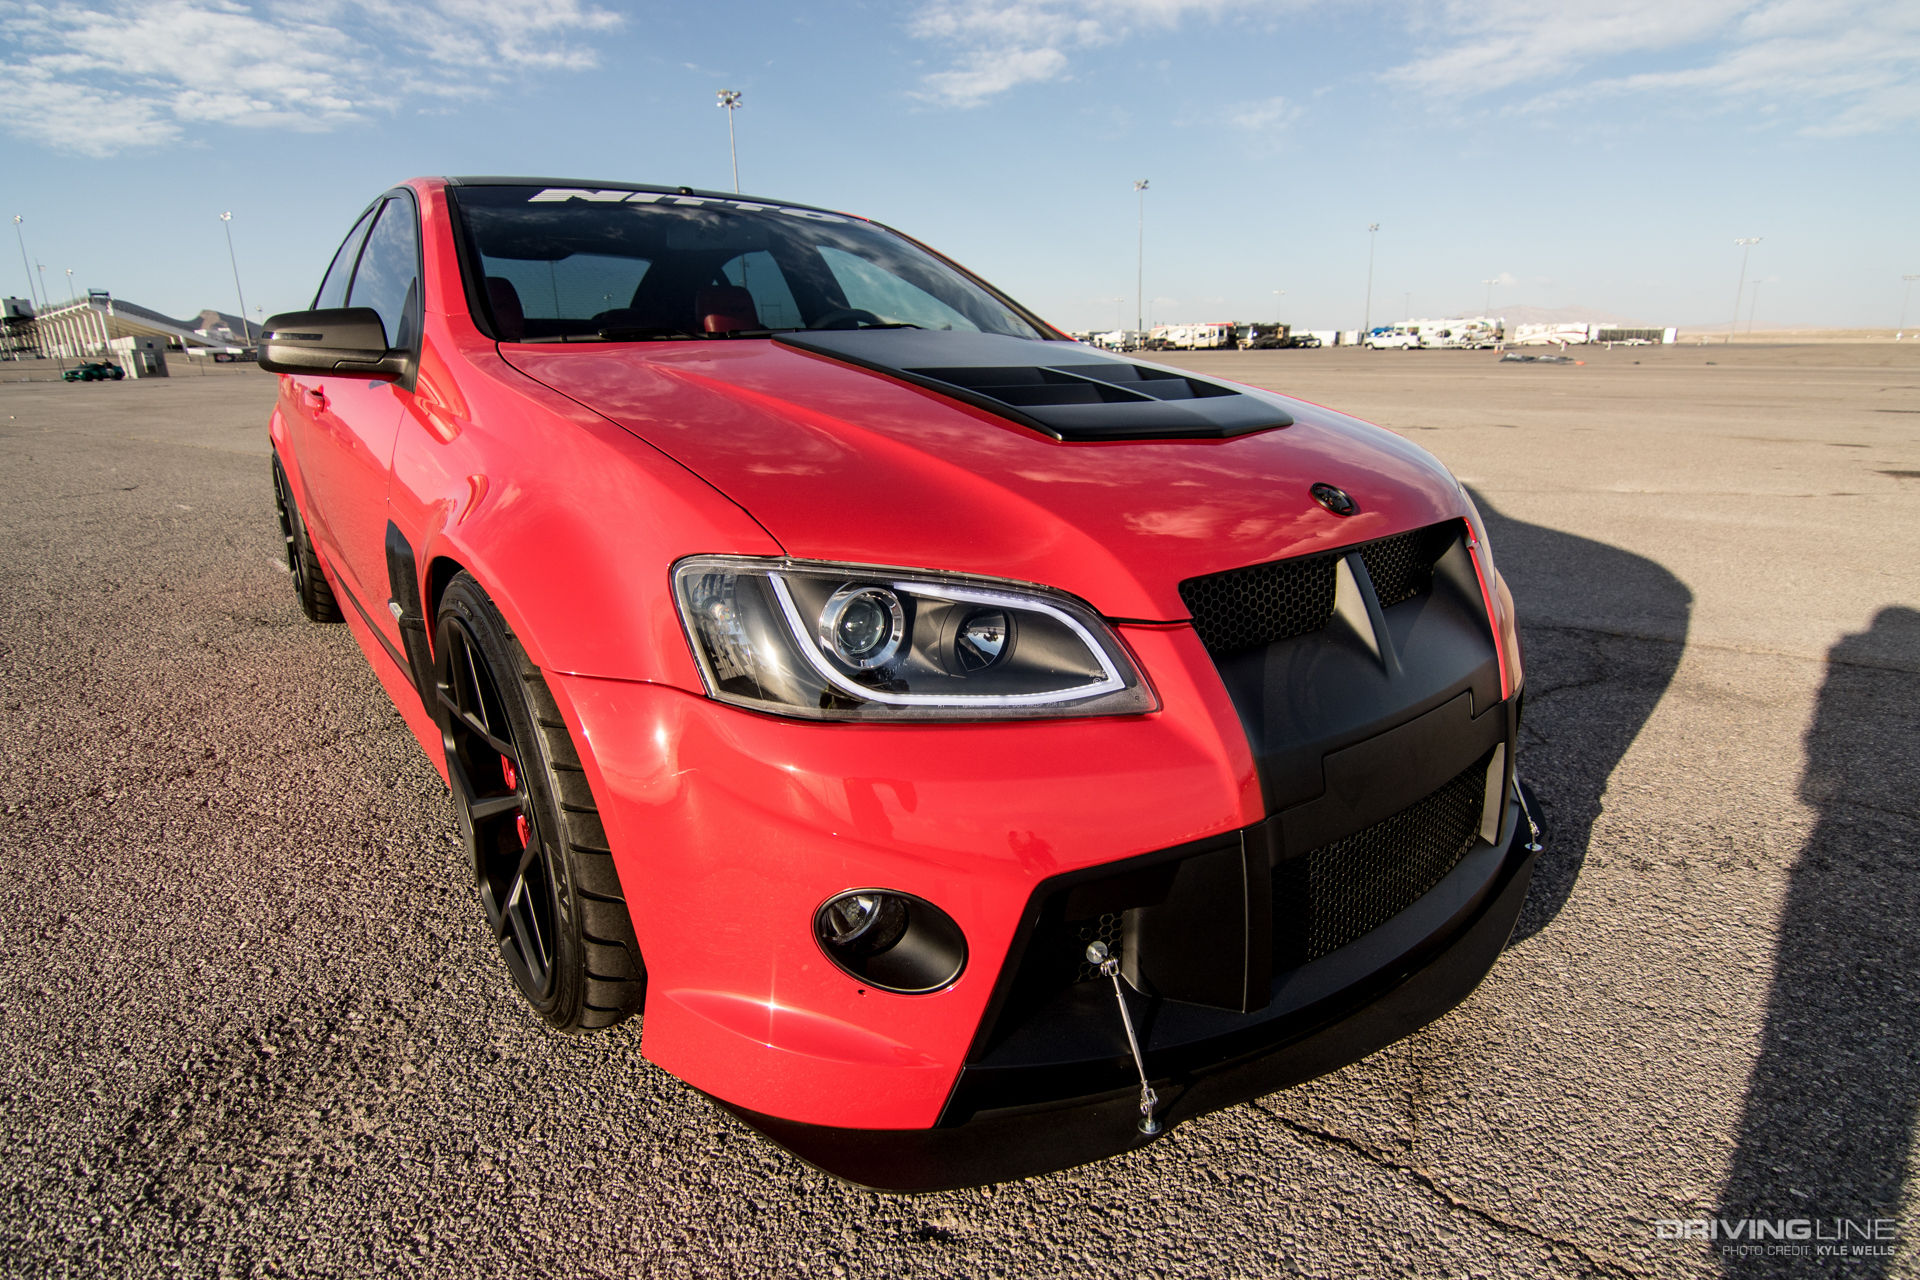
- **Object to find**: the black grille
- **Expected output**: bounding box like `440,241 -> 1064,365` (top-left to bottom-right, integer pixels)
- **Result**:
1273,750 -> 1491,969
1178,551 -> 1338,654
1358,524 -> 1456,608
1177,521 -> 1460,655
1069,913 -> 1125,983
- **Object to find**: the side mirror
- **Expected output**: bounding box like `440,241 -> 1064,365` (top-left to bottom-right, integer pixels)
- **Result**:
259,307 -> 407,379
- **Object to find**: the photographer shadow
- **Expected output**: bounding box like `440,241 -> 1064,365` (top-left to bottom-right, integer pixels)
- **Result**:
1718,607 -> 1920,1276
1467,492 -> 1694,944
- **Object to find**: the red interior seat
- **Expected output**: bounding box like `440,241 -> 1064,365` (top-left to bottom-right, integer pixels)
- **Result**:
696,285 -> 760,334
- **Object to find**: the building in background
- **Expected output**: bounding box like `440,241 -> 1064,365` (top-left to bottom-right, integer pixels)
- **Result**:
15,293 -> 261,360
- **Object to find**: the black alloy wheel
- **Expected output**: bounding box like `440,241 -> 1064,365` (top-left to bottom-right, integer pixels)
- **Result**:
271,456 -> 342,623
432,572 -> 646,1032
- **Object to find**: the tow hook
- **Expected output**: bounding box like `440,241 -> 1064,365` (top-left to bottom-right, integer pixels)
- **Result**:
1086,941 -> 1161,1136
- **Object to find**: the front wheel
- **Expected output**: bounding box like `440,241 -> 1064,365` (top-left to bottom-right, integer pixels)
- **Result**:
432,573 -> 646,1032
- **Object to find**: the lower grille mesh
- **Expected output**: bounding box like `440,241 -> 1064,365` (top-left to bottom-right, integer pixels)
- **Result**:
1273,750 -> 1492,969
1070,913 -> 1125,983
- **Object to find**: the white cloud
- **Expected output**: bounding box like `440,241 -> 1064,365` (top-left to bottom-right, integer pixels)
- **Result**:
1227,94 -> 1302,131
1385,0 -> 1920,134
908,0 -> 1264,107
0,0 -> 621,155
917,45 -> 1070,106
907,0 -> 1918,134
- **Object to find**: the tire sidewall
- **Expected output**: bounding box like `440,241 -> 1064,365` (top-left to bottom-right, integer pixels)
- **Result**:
434,574 -> 588,1028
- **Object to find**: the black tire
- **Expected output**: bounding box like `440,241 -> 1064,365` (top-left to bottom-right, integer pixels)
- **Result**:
271,456 -> 343,623
432,573 -> 646,1032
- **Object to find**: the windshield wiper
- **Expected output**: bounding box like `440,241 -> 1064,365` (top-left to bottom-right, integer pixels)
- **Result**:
599,325 -> 700,341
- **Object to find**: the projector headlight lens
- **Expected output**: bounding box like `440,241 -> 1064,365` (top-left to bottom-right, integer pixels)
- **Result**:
820,585 -> 905,668
671,557 -> 1156,721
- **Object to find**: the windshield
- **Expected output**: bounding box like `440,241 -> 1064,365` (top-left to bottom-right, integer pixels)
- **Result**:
449,185 -> 1049,343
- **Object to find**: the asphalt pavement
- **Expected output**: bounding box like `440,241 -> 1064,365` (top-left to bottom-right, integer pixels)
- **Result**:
1,343 -> 1915,1278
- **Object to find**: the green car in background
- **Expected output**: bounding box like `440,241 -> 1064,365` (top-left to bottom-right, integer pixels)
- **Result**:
63,362 -> 125,382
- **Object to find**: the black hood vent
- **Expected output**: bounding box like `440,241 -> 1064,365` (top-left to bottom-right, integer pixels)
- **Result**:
774,330 -> 1293,442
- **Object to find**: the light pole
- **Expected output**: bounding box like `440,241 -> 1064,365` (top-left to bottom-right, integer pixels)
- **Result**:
64,267 -> 73,306
1363,223 -> 1380,336
12,216 -> 39,310
1727,238 -> 1760,344
1134,180 -> 1150,337
1482,277 -> 1498,315
220,213 -> 252,345
1747,277 -> 1768,337
717,91 -> 742,193
1899,275 -> 1919,339
36,262 -> 58,365
1271,289 -> 1285,318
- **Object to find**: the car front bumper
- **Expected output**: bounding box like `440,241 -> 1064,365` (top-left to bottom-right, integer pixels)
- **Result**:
716,791 -> 1540,1191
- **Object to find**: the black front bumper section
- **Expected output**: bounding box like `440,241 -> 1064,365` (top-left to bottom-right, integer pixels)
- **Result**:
715,790 -> 1543,1192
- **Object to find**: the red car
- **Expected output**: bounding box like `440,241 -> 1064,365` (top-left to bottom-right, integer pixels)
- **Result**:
262,177 -> 1540,1192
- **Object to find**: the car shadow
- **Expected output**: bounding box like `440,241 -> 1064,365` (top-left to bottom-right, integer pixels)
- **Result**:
1466,491 -> 1694,945
1717,607 -> 1920,1275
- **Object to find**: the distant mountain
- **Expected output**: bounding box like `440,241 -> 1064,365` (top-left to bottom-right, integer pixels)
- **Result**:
1676,318 -> 1817,332
1477,304 -> 1815,332
195,309 -> 263,341
98,298 -> 263,341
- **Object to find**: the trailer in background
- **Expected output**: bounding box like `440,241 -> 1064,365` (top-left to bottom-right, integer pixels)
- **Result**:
1151,322 -> 1234,350
1513,323 -> 1678,346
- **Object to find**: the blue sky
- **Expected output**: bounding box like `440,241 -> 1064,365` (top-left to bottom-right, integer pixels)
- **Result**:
3,0 -> 1916,333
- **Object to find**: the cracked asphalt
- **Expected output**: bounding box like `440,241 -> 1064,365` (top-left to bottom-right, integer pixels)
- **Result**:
1,343 -> 1916,1277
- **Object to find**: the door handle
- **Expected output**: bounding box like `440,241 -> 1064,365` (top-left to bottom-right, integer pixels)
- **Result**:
302,385 -> 328,411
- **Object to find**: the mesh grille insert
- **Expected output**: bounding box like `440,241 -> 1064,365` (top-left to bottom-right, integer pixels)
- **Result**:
1359,523 -> 1459,609
1069,913 -> 1125,983
1177,520 -> 1460,655
1273,750 -> 1492,969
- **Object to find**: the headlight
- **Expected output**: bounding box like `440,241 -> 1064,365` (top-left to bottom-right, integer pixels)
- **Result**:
671,556 -> 1158,721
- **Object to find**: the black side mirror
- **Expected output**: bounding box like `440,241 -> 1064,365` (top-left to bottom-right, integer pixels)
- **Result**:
259,307 -> 407,379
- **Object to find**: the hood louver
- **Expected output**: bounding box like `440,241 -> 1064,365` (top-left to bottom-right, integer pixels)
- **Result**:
775,330 -> 1293,442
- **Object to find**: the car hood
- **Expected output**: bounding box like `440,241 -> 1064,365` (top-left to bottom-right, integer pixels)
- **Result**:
499,337 -> 1465,620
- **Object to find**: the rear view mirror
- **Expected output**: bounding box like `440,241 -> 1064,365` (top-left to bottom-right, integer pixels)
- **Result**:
259,307 -> 407,378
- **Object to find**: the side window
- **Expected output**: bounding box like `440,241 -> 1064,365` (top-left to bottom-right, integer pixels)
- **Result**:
313,206 -> 377,311
347,195 -> 421,351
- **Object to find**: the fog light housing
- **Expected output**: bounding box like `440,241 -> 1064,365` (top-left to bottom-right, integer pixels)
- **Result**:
813,890 -> 967,994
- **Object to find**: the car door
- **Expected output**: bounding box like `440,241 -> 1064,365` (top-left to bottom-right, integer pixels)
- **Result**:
281,203 -> 374,546
290,193 -> 419,637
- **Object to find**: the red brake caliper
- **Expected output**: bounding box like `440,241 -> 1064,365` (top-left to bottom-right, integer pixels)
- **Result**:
503,754 -> 530,848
